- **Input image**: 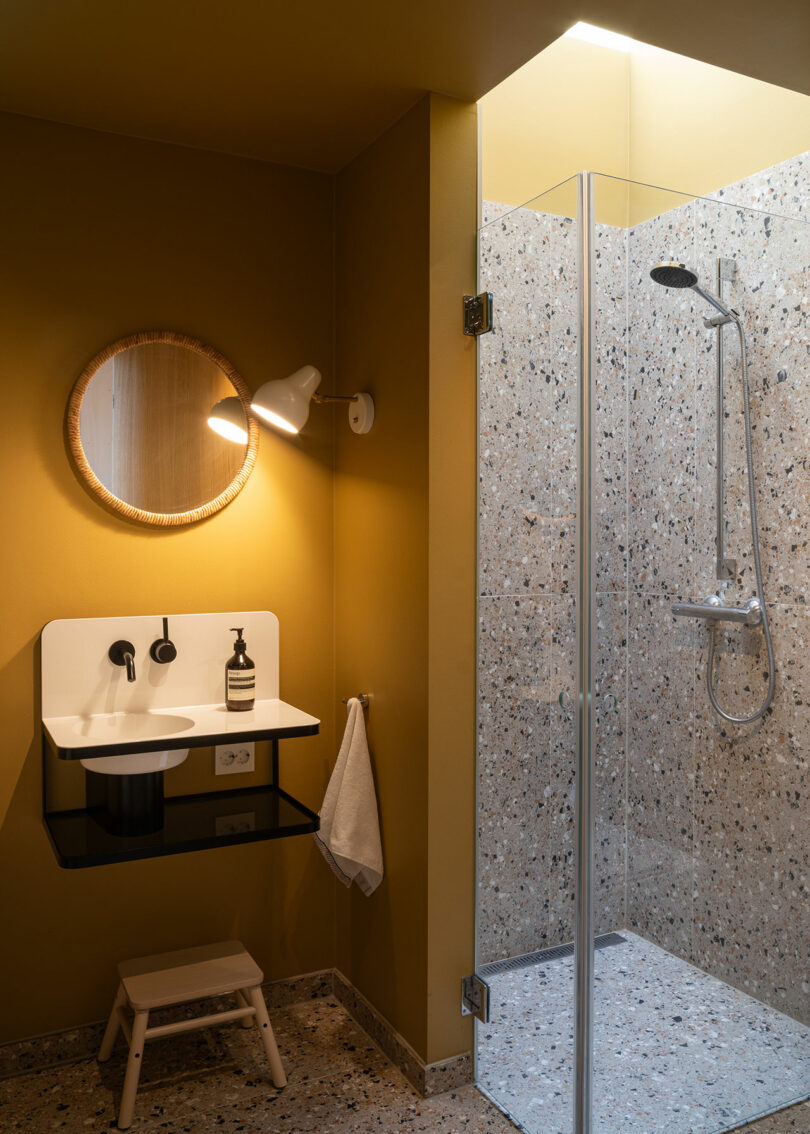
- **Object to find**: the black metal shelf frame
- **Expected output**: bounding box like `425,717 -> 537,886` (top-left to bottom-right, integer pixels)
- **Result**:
42,737 -> 319,869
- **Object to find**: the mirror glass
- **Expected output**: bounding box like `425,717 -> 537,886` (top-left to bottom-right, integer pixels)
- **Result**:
68,333 -> 258,525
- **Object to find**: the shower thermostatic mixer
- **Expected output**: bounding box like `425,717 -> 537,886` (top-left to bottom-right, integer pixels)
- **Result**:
672,594 -> 762,626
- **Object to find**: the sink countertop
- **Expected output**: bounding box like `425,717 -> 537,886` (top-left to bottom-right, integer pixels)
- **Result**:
43,698 -> 320,760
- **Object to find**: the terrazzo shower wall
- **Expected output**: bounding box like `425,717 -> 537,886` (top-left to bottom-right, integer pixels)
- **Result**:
625,151 -> 810,1022
478,193 -> 628,963
478,151 -> 809,1024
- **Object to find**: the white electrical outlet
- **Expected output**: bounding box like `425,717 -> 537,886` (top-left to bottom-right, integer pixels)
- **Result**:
215,811 -> 257,836
214,741 -> 255,775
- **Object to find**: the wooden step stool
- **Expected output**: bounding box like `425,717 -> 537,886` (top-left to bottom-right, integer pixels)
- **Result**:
98,940 -> 287,1130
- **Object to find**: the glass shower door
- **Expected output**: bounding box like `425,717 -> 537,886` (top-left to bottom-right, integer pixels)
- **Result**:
476,164 -> 810,1134
475,173 -> 590,1134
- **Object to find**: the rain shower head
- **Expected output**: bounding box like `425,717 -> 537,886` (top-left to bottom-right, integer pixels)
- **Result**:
650,262 -> 699,289
650,261 -> 735,320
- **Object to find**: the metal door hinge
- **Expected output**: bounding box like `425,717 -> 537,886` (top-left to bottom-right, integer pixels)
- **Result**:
461,973 -> 490,1022
463,293 -> 493,337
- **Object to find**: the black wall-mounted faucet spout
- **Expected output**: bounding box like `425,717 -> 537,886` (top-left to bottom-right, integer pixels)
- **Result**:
109,640 -> 137,682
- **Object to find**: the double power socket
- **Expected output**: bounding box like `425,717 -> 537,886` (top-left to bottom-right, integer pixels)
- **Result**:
214,741 -> 255,775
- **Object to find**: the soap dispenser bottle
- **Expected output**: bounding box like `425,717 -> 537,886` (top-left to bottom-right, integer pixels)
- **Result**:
225,627 -> 255,711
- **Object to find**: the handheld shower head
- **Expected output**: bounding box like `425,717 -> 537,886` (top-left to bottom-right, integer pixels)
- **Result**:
650,261 -> 735,319
650,262 -> 699,289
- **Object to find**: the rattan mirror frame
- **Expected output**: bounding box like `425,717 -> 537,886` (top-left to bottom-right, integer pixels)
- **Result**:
66,331 -> 259,527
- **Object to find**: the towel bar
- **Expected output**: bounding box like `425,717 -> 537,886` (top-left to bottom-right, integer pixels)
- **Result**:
341,694 -> 369,708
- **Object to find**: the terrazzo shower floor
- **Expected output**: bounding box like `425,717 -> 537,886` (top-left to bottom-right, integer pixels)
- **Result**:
477,931 -> 810,1134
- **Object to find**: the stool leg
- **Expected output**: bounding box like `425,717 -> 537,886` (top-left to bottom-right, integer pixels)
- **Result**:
118,1009 -> 148,1130
236,989 -> 254,1028
247,986 -> 286,1088
98,983 -> 125,1062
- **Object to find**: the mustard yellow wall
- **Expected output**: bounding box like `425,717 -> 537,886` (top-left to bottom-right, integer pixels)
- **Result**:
480,37 -> 630,217
628,45 -> 810,199
480,35 -> 810,224
0,111 -> 337,1042
334,96 -> 432,1058
426,94 -> 478,1065
333,93 -> 478,1065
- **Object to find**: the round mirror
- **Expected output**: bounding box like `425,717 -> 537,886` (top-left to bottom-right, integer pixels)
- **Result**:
66,331 -> 259,526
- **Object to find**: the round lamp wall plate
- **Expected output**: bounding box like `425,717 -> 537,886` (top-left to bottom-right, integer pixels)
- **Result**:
349,392 -> 374,435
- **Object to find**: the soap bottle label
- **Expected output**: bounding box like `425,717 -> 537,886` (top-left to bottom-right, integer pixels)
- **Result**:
227,670 -> 256,700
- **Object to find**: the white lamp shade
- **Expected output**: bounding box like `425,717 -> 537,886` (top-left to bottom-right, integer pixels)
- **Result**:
251,365 -> 322,434
207,396 -> 248,444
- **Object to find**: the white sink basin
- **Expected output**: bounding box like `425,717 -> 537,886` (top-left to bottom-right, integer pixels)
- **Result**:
73,711 -> 195,741
80,749 -> 190,776
43,699 -> 320,762
71,712 -> 195,774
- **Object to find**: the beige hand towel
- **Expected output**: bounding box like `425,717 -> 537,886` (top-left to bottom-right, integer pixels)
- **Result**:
314,698 -> 383,896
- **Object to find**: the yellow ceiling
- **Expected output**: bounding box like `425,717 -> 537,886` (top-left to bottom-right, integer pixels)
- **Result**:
481,36 -> 810,223
0,0 -> 808,171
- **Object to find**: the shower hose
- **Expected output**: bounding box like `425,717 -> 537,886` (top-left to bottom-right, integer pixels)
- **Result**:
706,315 -> 775,725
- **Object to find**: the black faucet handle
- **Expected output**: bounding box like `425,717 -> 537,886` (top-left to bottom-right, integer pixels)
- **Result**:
150,617 -> 177,664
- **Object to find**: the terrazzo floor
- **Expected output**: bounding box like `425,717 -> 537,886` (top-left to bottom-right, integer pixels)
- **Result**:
0,982 -> 807,1133
0,995 -> 514,1133
478,931 -> 810,1134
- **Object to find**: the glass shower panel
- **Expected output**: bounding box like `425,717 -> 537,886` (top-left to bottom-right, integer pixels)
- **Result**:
590,172 -> 810,1134
476,165 -> 808,1134
476,175 -> 584,1134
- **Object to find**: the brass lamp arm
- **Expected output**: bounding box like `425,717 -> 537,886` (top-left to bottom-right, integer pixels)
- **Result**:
311,392 -> 358,404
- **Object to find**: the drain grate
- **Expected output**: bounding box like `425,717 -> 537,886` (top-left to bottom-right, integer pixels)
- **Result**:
478,932 -> 626,979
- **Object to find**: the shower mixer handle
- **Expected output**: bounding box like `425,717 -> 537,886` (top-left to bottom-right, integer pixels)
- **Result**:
671,596 -> 762,626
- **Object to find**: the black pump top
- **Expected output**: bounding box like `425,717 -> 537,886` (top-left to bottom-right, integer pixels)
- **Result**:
230,627 -> 246,652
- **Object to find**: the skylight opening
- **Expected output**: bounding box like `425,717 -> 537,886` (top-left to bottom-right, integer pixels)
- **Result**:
564,21 -> 636,53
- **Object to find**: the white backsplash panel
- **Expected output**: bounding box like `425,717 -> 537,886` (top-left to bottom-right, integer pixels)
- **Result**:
41,611 -> 279,718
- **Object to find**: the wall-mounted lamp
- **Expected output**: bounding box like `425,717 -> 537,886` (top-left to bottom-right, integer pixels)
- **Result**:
207,396 -> 249,444
251,365 -> 374,436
